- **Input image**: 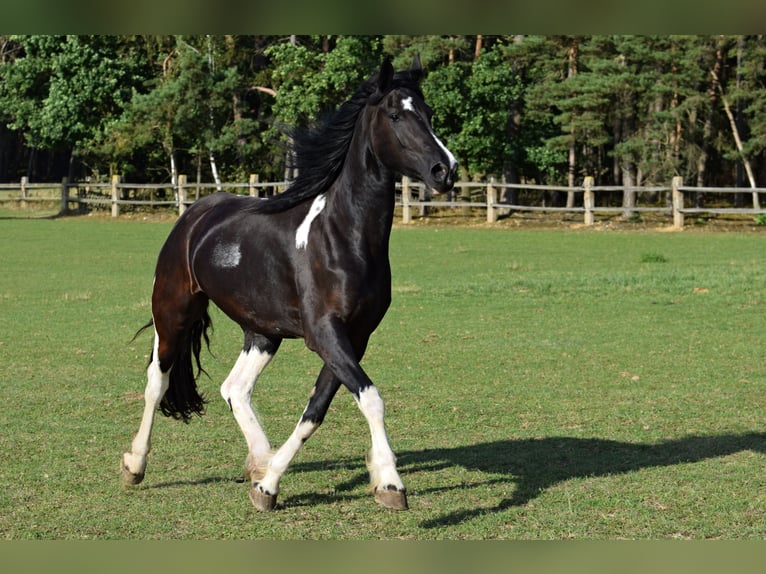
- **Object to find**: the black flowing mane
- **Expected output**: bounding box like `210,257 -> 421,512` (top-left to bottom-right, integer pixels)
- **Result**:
250,64 -> 423,214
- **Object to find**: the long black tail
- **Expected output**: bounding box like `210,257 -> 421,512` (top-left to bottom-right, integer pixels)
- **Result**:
134,307 -> 213,423
161,307 -> 212,423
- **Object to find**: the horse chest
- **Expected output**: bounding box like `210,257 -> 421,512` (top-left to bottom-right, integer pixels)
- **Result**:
301,250 -> 391,318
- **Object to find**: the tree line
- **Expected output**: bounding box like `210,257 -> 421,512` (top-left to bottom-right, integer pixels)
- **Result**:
1,35 -> 765,206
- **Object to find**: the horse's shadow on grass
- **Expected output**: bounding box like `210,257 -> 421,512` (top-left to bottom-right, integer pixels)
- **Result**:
291,432 -> 766,528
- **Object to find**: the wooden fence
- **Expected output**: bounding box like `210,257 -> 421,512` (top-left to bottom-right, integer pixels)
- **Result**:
2,174 -> 765,229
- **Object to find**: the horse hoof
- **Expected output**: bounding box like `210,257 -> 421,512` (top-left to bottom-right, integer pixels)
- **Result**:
120,454 -> 144,485
249,486 -> 278,511
374,488 -> 408,510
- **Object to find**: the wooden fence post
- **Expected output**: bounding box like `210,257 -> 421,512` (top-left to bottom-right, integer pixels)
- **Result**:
178,174 -> 188,216
111,174 -> 120,217
672,176 -> 684,229
583,176 -> 595,226
486,177 -> 497,223
420,184 -> 429,217
401,176 -> 411,224
60,177 -> 68,214
21,176 -> 28,210
249,173 -> 259,197
460,180 -> 472,216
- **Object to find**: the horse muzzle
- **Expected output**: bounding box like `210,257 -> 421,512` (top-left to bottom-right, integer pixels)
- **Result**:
430,161 -> 458,193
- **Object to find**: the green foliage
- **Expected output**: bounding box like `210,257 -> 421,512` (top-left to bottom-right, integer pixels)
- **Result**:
266,36 -> 382,127
0,36 -> 133,153
1,35 -> 766,189
525,144 -> 567,183
445,46 -> 523,176
262,36 -> 383,179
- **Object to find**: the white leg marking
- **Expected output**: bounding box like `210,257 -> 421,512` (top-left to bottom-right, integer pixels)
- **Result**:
257,419 -> 319,494
356,386 -> 405,491
221,348 -> 274,463
123,330 -> 169,477
295,194 -> 326,249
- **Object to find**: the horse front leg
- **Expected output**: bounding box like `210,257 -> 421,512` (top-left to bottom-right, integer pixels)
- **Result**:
252,365 -> 340,510
355,385 -> 408,510
121,329 -> 168,484
312,318 -> 408,510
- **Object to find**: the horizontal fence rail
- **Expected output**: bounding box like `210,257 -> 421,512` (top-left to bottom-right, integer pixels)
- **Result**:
1,174 -> 765,229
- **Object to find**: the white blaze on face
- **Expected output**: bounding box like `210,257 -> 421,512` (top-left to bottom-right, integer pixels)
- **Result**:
213,242 -> 242,268
400,95 -> 457,171
295,194 -> 327,249
432,129 -> 458,172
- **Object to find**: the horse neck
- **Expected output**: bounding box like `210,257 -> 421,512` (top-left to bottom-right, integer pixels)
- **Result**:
328,117 -> 396,249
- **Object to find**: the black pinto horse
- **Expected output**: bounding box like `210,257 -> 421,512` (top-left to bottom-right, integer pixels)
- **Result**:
121,57 -> 457,511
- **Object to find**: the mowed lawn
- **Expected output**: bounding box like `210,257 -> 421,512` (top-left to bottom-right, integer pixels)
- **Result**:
1,214 -> 765,539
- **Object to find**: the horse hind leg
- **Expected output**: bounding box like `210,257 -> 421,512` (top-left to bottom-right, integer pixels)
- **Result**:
121,325 -> 170,485
219,332 -> 281,510
121,297 -> 211,485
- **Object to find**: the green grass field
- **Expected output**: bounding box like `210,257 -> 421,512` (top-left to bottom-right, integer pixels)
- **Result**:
1,215 -> 765,539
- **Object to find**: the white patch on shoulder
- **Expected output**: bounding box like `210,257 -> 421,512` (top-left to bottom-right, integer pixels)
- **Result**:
401,96 -> 414,112
213,242 -> 242,268
295,194 -> 326,250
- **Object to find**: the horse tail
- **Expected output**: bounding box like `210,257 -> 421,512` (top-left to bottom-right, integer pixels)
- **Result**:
157,304 -> 213,423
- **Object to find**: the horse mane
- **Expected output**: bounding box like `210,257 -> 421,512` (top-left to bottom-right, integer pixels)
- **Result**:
248,62 -> 423,214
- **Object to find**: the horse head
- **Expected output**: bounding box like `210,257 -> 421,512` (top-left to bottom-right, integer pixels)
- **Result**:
369,56 -> 458,193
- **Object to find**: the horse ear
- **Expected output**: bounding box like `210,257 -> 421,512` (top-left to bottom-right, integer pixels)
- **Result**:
378,57 -> 394,93
410,53 -> 423,83
411,54 -> 422,73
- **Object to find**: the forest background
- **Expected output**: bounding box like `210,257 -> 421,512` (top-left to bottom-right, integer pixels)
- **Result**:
1,35 -> 765,203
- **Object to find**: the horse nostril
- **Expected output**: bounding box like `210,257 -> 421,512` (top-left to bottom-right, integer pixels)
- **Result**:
431,163 -> 448,182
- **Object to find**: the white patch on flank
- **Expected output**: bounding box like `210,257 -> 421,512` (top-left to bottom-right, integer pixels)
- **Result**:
295,194 -> 326,249
401,96 -> 415,112
213,242 -> 242,268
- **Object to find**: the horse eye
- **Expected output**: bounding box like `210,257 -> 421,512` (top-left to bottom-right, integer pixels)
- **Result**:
389,112 -> 400,122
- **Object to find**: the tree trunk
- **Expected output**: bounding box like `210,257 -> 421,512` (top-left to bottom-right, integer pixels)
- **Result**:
209,151 -> 222,192
566,41 -> 578,208
669,45 -> 682,213
207,36 -> 223,193
502,165 -> 519,205
170,149 -> 178,201
196,152 -> 202,200
696,38 -> 725,206
712,68 -> 760,209
67,148 -> 75,183
735,35 -> 746,207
